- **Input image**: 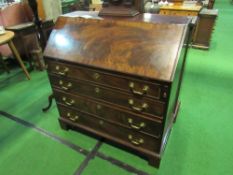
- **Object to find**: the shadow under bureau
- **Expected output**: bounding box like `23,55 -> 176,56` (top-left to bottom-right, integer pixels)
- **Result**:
44,12 -> 190,167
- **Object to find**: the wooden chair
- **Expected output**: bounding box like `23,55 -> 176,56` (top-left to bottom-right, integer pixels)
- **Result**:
0,2 -> 36,58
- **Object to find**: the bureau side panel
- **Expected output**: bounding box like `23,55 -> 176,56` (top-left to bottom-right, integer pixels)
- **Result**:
161,40 -> 187,154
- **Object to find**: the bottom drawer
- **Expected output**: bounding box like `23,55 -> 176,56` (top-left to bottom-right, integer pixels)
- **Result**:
58,104 -> 161,154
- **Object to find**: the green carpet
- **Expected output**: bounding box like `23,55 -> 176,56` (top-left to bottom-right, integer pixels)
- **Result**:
0,0 -> 233,174
0,116 -> 85,175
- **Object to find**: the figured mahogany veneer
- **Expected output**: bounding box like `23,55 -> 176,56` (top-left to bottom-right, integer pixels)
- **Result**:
47,61 -> 166,100
50,76 -> 165,118
45,17 -> 185,81
44,12 -> 190,167
55,95 -> 163,138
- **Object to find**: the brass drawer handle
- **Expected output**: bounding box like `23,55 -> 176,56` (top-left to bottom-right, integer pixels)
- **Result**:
59,80 -> 72,90
128,118 -> 145,130
66,112 -> 79,122
128,99 -> 148,112
128,134 -> 144,146
62,97 -> 75,106
129,82 -> 149,96
55,65 -> 69,76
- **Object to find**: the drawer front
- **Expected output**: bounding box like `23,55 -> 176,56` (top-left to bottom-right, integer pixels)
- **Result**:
46,60 -> 167,100
170,10 -> 198,16
58,105 -> 161,153
52,79 -> 166,118
159,10 -> 170,15
55,93 -> 163,138
160,10 -> 198,16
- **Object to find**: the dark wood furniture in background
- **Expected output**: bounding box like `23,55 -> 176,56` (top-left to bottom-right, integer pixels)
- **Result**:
44,12 -> 190,167
158,1 -> 219,49
41,19 -> 55,44
99,0 -> 143,16
207,0 -> 215,9
28,0 -> 47,50
192,8 -> 218,49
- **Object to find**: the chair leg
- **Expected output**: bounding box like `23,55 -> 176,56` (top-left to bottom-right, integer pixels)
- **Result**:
0,54 -> 10,73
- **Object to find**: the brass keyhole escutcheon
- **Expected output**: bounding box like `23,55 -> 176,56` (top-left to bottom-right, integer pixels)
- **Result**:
163,92 -> 167,98
93,73 -> 100,80
99,120 -> 104,125
95,87 -> 100,94
96,104 -> 102,110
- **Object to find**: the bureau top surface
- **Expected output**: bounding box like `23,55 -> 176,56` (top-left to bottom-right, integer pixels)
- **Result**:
61,11 -> 192,24
44,12 -> 187,81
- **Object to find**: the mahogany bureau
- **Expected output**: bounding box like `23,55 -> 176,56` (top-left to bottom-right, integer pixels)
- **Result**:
44,12 -> 190,167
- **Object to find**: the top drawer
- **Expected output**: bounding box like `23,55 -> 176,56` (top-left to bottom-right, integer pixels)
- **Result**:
46,59 -> 168,101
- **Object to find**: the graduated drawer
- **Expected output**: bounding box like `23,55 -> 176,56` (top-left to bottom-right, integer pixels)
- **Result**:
160,10 -> 198,16
52,79 -> 166,118
58,105 -> 161,154
55,92 -> 162,138
170,10 -> 198,16
46,60 -> 168,101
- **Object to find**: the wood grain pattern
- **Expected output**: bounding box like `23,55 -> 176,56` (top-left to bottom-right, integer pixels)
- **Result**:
61,11 -> 192,24
58,104 -> 161,154
56,100 -> 163,138
46,60 -> 166,100
44,15 -> 186,81
53,88 -> 165,118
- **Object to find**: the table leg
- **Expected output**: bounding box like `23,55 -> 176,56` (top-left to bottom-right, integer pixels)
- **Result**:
8,40 -> 31,80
